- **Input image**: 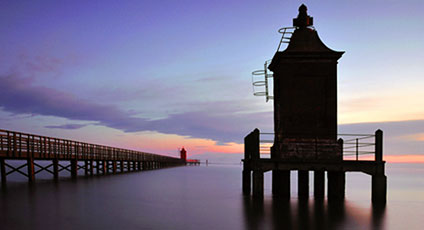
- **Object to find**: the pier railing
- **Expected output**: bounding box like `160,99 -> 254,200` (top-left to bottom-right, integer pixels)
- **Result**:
0,129 -> 188,184
0,129 -> 182,163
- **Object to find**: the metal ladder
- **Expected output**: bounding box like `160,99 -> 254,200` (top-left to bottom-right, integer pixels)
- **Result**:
277,27 -> 296,51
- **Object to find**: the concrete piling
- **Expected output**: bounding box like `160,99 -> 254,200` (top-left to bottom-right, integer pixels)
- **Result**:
272,170 -> 290,198
328,171 -> 345,200
252,171 -> 264,197
372,174 -> 387,204
314,171 -> 325,199
298,170 -> 309,198
242,169 -> 251,195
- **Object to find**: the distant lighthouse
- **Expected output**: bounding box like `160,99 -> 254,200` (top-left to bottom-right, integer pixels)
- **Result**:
180,147 -> 187,161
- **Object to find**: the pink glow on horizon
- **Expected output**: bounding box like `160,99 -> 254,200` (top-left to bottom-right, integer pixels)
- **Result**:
344,154 -> 424,163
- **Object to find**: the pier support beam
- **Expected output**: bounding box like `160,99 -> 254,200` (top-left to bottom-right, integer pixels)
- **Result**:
102,161 -> 107,175
298,170 -> 309,198
70,159 -> 78,179
112,161 -> 117,174
120,161 -> 124,172
84,161 -> 89,176
53,159 -> 59,180
252,171 -> 264,197
1,158 -> 6,184
372,174 -> 387,204
314,171 -> 325,199
272,170 -> 290,198
89,160 -> 93,175
96,161 -> 101,175
242,169 -> 251,195
328,171 -> 345,200
27,158 -> 35,182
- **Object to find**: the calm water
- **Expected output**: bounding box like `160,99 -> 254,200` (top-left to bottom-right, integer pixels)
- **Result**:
0,163 -> 423,230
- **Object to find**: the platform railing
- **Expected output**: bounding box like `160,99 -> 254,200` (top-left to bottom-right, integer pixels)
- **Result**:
246,130 -> 383,161
338,134 -> 375,161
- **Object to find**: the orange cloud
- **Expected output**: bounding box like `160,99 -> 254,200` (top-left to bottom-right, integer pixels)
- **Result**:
398,133 -> 424,142
339,88 -> 424,124
384,154 -> 424,163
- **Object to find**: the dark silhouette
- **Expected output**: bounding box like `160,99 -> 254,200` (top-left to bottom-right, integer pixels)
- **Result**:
0,129 -> 188,184
243,5 -> 387,204
180,147 -> 187,161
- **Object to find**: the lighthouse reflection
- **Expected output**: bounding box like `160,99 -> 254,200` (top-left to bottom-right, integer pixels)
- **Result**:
242,197 -> 386,230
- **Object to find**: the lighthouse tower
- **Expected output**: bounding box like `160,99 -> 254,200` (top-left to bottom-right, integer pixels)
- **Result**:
269,4 -> 344,161
243,5 -> 386,203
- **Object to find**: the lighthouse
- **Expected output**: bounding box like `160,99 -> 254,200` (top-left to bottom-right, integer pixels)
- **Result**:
243,5 -> 386,203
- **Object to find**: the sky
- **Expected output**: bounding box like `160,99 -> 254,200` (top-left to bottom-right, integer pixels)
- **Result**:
0,0 -> 423,163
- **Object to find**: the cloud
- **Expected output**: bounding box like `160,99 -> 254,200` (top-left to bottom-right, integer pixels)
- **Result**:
45,123 -> 90,130
340,120 -> 424,155
0,75 -> 272,144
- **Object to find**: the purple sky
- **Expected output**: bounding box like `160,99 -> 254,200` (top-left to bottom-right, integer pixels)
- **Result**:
1,0 -> 423,160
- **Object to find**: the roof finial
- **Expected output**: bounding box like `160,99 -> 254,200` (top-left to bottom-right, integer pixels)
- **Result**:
293,4 -> 313,28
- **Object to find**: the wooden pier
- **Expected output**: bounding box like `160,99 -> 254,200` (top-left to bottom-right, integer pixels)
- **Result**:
0,129 -> 187,184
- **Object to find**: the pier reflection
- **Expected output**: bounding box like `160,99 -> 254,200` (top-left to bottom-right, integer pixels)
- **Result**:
243,197 -> 386,230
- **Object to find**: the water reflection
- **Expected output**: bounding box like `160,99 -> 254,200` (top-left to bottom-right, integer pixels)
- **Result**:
243,197 -> 386,230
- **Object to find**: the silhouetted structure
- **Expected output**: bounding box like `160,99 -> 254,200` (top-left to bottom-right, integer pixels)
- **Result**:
180,147 -> 187,161
243,5 -> 386,204
0,129 -> 188,184
179,147 -> 200,165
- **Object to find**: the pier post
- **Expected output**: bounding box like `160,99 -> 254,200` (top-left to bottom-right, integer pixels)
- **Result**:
327,171 -> 345,200
245,129 -> 260,196
70,159 -> 78,179
372,129 -> 386,204
137,161 -> 141,171
372,174 -> 387,204
89,160 -> 93,175
96,161 -> 101,174
120,161 -> 124,172
375,130 -> 383,162
272,170 -> 291,198
298,170 -> 309,198
252,171 -> 264,197
27,158 -> 35,182
102,161 -> 107,174
1,158 -> 6,184
84,160 -> 89,176
314,170 -> 325,199
133,161 -> 137,171
112,161 -> 117,174
242,169 -> 251,195
53,159 -> 59,180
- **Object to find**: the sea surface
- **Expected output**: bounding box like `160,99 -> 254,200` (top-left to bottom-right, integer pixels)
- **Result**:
0,163 -> 423,230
